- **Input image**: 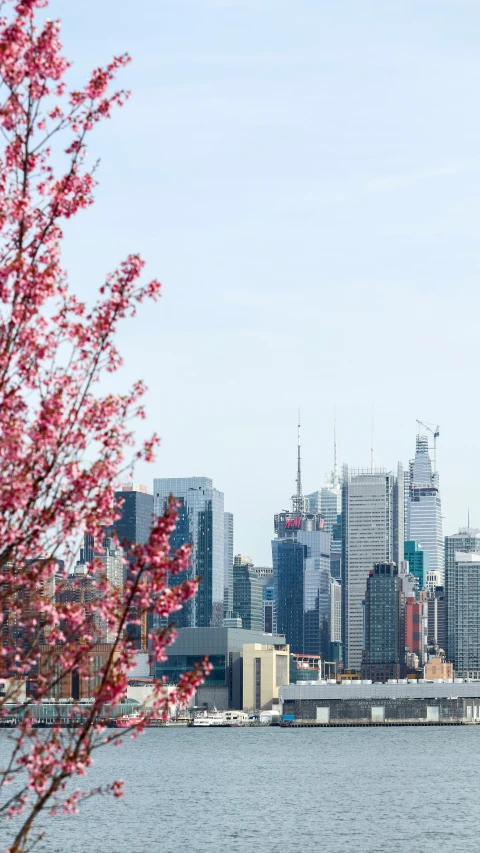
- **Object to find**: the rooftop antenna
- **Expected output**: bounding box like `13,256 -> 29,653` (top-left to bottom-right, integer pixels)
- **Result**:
468,507 -> 470,529
292,408 -> 304,514
333,405 -> 338,488
296,408 -> 302,502
371,409 -> 375,474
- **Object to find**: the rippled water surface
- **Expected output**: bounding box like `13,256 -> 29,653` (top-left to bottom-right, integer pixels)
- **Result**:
3,726 -> 480,852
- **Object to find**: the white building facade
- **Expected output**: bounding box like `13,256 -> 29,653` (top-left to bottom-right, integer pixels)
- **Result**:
406,435 -> 444,584
341,465 -> 404,671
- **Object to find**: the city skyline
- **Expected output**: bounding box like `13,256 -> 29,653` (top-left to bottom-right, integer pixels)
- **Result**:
49,0 -> 480,569
117,418 -> 473,569
3,2 -> 480,849
146,419 -> 465,567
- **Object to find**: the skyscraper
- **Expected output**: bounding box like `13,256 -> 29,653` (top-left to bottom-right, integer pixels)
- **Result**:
263,584 -> 276,634
446,551 -> 480,678
362,562 -> 406,682
110,484 -> 154,649
445,528 -> 480,579
153,477 -> 225,628
341,464 -> 404,671
330,577 -> 342,659
445,528 -> 480,667
405,597 -> 428,667
232,555 -> 263,631
404,540 -> 428,591
406,433 -> 444,583
112,483 -> 154,548
77,534 -> 124,589
223,512 -> 234,617
75,535 -> 124,642
272,418 -> 331,656
424,586 -> 446,651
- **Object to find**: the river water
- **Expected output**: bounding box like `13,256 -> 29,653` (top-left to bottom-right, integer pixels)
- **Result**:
2,726 -> 479,852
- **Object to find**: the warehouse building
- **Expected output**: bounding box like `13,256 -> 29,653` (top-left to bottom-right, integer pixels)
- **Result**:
279,681 -> 480,724
155,627 -> 286,710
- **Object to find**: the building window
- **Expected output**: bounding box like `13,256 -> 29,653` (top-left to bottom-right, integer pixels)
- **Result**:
254,658 -> 261,710
276,655 -> 288,687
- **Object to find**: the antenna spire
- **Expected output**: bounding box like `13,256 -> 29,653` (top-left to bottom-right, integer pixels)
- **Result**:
333,405 -> 338,487
292,408 -> 304,514
468,506 -> 470,529
371,409 -> 375,474
296,407 -> 302,502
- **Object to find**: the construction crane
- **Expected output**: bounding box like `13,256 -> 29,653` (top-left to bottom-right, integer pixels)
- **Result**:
416,420 -> 440,475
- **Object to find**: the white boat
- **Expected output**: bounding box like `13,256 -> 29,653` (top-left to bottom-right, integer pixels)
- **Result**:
223,710 -> 249,724
192,708 -> 224,727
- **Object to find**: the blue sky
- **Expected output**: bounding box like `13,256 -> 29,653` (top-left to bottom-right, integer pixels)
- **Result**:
51,0 -> 480,563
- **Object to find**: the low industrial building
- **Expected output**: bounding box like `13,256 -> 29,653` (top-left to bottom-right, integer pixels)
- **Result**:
154,627 -> 286,711
279,680 -> 480,724
424,657 -> 453,680
242,642 -> 289,711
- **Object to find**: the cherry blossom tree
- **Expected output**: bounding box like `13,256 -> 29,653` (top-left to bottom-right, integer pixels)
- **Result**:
0,1 -> 209,850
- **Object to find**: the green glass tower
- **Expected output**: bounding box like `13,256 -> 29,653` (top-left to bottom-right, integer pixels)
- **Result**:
232,556 -> 263,631
404,540 -> 428,591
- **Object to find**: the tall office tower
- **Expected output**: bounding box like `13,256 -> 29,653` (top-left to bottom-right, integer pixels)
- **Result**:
153,477 -> 225,628
404,540 -> 428,591
223,512 -> 234,618
77,534 -> 124,589
341,464 -> 404,671
105,483 -> 154,649
405,597 -> 428,667
406,433 -> 444,584
112,483 -> 154,547
100,537 -> 125,590
330,577 -> 342,660
272,418 -> 331,656
232,555 -> 263,631
444,528 -> 480,666
263,585 -> 276,634
422,586 -> 446,651
76,536 -> 125,642
362,562 -> 406,681
80,484 -> 153,564
446,551 -> 480,677
445,528 -> 480,578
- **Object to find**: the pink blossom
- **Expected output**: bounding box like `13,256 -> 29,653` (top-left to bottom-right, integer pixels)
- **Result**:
0,1 -> 209,849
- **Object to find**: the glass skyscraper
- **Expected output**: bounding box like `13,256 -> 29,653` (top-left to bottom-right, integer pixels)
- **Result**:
272,420 -> 332,657
446,550 -> 480,678
272,513 -> 331,657
113,484 -> 154,548
404,540 -> 429,591
362,562 -> 406,681
406,435 -> 444,584
232,556 -> 263,631
445,528 -> 480,580
153,477 -> 225,628
445,528 -> 480,668
306,486 -> 341,542
341,465 -> 404,671
306,486 -> 342,579
224,512 -> 234,617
